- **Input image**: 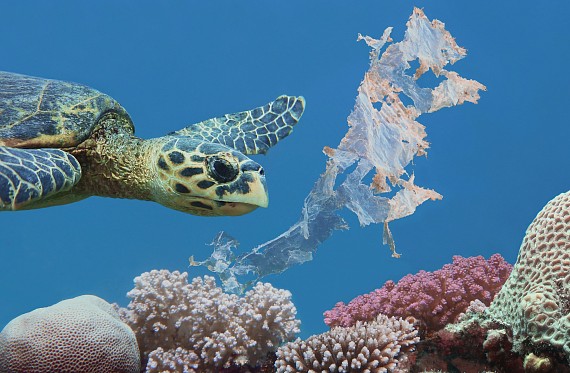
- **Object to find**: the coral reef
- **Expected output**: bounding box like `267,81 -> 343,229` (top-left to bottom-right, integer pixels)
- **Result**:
324,254 -> 512,332
7,196 -> 568,373
411,308 -> 524,372
118,270 -> 300,371
275,314 -> 419,372
146,347 -> 200,373
485,191 -> 570,359
413,191 -> 570,372
0,295 -> 140,373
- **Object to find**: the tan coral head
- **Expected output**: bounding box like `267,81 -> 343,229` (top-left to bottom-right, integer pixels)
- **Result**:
152,136 -> 268,216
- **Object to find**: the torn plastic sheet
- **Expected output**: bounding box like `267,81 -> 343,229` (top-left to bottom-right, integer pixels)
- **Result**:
191,8 -> 486,294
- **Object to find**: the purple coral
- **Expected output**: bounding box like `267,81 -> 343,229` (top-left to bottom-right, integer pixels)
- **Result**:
324,254 -> 512,332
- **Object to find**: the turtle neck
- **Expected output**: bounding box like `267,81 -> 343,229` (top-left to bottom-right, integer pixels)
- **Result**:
70,113 -> 157,201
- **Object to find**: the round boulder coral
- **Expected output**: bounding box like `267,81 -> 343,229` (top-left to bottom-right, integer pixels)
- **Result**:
0,295 -> 140,373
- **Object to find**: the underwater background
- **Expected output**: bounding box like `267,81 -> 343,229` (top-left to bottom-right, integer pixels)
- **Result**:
1,0 -> 569,343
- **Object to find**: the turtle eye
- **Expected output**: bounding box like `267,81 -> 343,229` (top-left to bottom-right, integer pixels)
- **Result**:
207,156 -> 238,183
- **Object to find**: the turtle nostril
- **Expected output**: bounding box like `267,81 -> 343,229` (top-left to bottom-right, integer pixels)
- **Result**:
259,168 -> 265,176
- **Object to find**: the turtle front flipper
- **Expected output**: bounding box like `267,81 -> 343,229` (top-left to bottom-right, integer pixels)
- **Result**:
0,147 -> 81,210
171,95 -> 305,155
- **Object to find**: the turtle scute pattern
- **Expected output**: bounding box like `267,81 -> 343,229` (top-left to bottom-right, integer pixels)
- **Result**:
487,190 -> 570,357
0,71 -> 131,148
0,146 -> 81,210
0,295 -> 140,373
172,95 -> 305,155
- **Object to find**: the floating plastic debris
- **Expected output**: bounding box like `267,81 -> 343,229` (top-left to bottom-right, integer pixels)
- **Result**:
191,8 -> 486,293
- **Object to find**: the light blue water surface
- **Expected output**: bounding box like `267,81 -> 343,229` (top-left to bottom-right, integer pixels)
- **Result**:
1,1 -> 569,339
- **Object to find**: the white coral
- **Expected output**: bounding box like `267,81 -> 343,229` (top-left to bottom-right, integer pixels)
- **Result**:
0,295 -> 140,373
146,347 -> 200,373
120,270 -> 300,370
275,314 -> 419,373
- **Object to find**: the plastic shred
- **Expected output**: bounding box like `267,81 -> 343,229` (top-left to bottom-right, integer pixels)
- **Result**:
191,8 -> 486,293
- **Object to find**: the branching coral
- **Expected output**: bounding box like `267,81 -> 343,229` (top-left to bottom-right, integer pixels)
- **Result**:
275,314 -> 419,372
119,270 -> 300,371
145,347 -> 200,373
324,254 -> 512,332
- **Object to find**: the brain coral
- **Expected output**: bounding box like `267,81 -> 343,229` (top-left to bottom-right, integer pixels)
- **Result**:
486,191 -> 570,358
0,295 -> 140,373
275,314 -> 419,373
324,254 -> 512,332
119,270 -> 300,370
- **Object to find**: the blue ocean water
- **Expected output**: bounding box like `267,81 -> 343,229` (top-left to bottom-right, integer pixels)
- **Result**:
0,0 -> 568,344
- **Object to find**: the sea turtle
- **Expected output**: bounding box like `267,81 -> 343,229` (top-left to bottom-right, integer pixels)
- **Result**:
0,71 -> 305,216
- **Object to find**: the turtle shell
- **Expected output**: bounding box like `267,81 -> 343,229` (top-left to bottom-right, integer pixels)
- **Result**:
0,71 -> 133,149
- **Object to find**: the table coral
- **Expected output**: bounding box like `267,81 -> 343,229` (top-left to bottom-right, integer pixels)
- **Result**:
0,295 -> 140,373
324,254 -> 512,332
275,314 -> 419,372
486,191 -> 570,361
119,270 -> 300,371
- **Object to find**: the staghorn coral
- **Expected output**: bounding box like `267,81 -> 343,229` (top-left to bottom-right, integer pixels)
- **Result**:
119,270 -> 300,371
485,191 -> 570,362
324,254 -> 512,332
275,314 -> 419,372
0,295 -> 140,373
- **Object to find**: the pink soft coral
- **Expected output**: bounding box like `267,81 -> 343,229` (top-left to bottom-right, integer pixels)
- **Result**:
324,254 -> 512,332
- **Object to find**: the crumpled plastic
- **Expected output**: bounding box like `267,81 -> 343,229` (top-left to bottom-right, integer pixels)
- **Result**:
191,8 -> 486,294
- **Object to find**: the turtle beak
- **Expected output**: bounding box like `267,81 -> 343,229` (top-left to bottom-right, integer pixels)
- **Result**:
245,172 -> 269,208
232,170 -> 269,208
214,168 -> 268,215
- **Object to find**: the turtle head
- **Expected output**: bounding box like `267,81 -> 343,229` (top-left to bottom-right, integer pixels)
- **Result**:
151,136 -> 268,216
